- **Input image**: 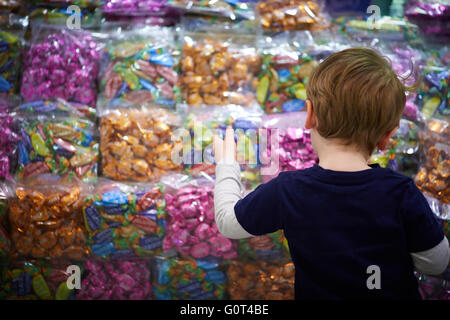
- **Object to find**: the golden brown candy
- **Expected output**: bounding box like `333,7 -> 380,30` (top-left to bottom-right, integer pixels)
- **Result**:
180,38 -> 260,106
414,119 -> 449,204
256,0 -> 325,31
100,107 -> 182,181
9,184 -> 87,259
227,260 -> 295,300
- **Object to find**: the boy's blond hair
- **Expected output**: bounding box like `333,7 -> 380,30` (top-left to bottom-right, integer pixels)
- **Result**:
306,47 -> 411,155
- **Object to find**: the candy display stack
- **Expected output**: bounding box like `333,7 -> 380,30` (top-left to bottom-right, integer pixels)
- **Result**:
0,0 -> 448,301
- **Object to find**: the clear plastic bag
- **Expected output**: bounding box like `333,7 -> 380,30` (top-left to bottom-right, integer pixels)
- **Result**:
179,104 -> 262,187
179,26 -> 260,107
102,0 -> 170,16
21,23 -> 102,107
2,258 -> 79,300
414,118 -> 449,205
97,25 -> 180,109
83,179 -> 166,259
256,34 -> 319,114
153,255 -> 226,300
34,0 -> 103,7
260,111 -> 317,182
161,174 -> 238,260
99,105 -> 182,182
415,272 -> 449,300
256,0 -> 329,32
0,97 -> 20,181
238,229 -> 290,262
76,257 -> 153,300
15,110 -> 99,182
18,98 -> 97,120
415,65 -> 449,120
0,14 -> 27,99
226,260 -> 295,300
168,0 -> 255,20
8,176 -> 90,260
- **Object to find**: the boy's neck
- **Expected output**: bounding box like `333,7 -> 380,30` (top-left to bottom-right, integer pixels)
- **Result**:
315,138 -> 371,172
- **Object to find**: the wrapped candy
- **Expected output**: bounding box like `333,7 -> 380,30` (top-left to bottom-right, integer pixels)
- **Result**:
256,0 -> 328,32
0,1 -> 23,12
18,99 -> 96,120
238,230 -> 289,262
227,260 -> 295,300
2,259 -> 77,300
32,0 -> 103,7
405,1 -> 450,40
260,112 -> 317,183
162,175 -> 238,260
415,66 -> 449,120
179,32 -> 260,107
83,180 -> 166,258
0,101 -> 20,180
416,272 -> 449,300
153,256 -> 226,300
98,26 -> 179,108
103,0 -> 170,16
28,5 -> 102,28
414,119 -> 449,204
76,257 -> 152,300
15,111 -> 98,182
21,25 -> 101,107
182,105 -> 262,188
0,15 -> 25,98
370,119 -> 420,175
168,0 -> 255,19
257,46 -> 318,113
8,177 -> 88,260
100,106 -> 182,182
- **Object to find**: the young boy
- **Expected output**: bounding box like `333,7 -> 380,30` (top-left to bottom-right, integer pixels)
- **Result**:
213,48 -> 449,300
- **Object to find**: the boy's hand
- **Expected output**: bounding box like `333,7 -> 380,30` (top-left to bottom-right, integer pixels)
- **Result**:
213,126 -> 236,164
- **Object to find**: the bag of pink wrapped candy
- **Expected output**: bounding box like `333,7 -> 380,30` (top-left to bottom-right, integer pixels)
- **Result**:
260,111 -> 318,183
21,23 -> 102,108
415,272 -> 449,300
0,97 -> 20,180
102,0 -> 171,17
76,257 -> 153,300
97,25 -> 180,109
161,174 -> 238,260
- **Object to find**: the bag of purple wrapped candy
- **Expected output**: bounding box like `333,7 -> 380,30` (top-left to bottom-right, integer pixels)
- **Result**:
76,257 -> 153,300
21,24 -> 102,108
161,174 -> 238,260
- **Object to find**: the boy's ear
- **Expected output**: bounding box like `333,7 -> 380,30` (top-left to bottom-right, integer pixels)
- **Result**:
305,100 -> 316,129
376,126 -> 398,151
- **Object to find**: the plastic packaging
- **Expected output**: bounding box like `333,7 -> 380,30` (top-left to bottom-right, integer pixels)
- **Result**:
0,98 -> 20,180
8,177 -> 89,260
76,257 -> 153,300
161,174 -> 238,260
153,256 -> 226,300
257,38 -> 317,113
168,0 -> 255,20
179,29 -> 260,107
18,98 -> 96,120
405,1 -> 450,41
21,24 -> 101,107
100,105 -> 182,182
256,0 -> 328,32
260,112 -> 317,182
238,230 -> 289,262
180,105 -> 262,187
414,118 -> 449,205
15,110 -> 98,182
416,272 -> 449,300
34,0 -> 103,7
2,259 -> 78,300
103,0 -> 170,16
83,180 -> 166,258
98,26 -> 180,108
415,66 -> 449,120
0,14 -> 26,98
227,260 -> 295,300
